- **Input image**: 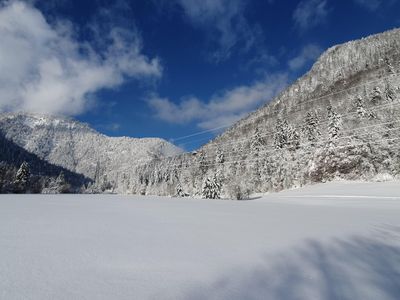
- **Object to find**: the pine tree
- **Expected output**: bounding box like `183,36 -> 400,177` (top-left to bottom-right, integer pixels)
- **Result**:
327,106 -> 342,141
176,182 -> 186,197
14,161 -> 30,191
274,119 -> 289,149
275,119 -> 299,150
385,56 -> 395,75
215,148 -> 225,164
198,151 -> 208,175
288,127 -> 300,150
201,174 -> 221,199
303,111 -> 321,143
356,96 -> 367,118
371,86 -> 382,104
100,174 -> 113,192
55,171 -> 70,193
385,82 -> 396,102
251,127 -> 264,153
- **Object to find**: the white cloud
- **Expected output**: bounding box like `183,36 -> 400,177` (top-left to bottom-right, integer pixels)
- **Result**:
148,74 -> 288,129
173,0 -> 259,62
288,44 -> 322,71
0,0 -> 162,116
293,0 -> 329,32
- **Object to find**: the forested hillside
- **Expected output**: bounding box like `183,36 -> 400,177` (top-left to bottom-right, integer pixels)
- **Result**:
0,133 -> 90,193
135,28 -> 400,198
0,114 -> 182,193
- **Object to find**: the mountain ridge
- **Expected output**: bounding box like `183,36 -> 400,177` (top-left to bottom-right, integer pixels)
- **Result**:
0,132 -> 91,193
0,112 -> 183,193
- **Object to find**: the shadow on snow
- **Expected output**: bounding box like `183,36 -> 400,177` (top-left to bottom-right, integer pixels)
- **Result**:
185,226 -> 400,300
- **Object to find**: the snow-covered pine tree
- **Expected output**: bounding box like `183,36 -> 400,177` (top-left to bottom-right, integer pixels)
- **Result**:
274,119 -> 300,150
371,86 -> 382,104
55,171 -> 70,193
42,171 -> 71,194
327,106 -> 342,141
385,81 -> 396,101
274,119 -> 288,149
355,96 -> 376,119
251,127 -> 264,153
303,111 -> 321,143
201,174 -> 221,199
171,165 -> 179,183
355,96 -> 367,118
215,148 -> 225,164
251,158 -> 262,192
385,56 -> 395,75
93,161 -> 101,184
176,182 -> 186,197
14,161 -> 30,192
120,173 -> 130,191
163,169 -> 170,183
287,126 -> 300,150
198,151 -> 208,175
100,174 -> 113,192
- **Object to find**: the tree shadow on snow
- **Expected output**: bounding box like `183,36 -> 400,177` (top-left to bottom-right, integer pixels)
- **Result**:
185,225 -> 400,300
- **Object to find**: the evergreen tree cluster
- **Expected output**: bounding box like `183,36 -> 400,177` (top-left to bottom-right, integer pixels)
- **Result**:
202,174 -> 222,199
327,106 -> 342,141
274,119 -> 300,150
303,111 -> 321,142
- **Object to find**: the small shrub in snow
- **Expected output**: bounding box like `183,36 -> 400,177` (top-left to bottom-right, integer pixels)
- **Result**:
373,173 -> 394,182
226,183 -> 250,200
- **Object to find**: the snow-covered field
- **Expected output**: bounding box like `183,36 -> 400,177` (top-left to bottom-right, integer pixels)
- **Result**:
1,181 -> 400,300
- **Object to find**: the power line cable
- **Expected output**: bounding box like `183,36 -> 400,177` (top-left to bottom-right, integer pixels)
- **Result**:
170,66 -> 398,143
140,123 -> 400,171
178,99 -> 400,150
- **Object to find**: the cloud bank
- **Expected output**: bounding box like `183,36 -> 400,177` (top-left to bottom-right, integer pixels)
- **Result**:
148,74 -> 288,130
0,0 -> 161,116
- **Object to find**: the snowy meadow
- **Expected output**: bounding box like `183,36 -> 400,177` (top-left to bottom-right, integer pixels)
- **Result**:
1,181 -> 400,300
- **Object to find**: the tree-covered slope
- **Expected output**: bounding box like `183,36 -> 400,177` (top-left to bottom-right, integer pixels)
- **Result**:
135,28 -> 400,197
0,113 -> 182,193
0,133 -> 91,193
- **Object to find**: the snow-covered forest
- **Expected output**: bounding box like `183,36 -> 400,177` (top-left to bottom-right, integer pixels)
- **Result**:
133,29 -> 400,198
0,113 -> 182,194
0,133 -> 90,193
1,29 -> 400,196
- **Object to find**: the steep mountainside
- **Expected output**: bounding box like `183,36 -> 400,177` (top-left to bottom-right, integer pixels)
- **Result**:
0,113 -> 182,193
136,28 -> 400,197
0,133 -> 90,193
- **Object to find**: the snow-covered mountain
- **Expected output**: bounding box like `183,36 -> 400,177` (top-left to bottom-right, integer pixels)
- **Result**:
0,113 -> 183,193
0,132 -> 91,193
136,28 -> 400,197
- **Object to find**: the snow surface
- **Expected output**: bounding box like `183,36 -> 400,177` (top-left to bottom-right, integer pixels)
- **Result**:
1,181 -> 400,300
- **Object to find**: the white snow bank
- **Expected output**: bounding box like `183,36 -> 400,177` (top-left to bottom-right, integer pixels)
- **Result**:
0,181 -> 400,299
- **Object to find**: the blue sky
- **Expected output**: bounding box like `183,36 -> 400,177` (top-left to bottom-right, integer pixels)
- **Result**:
0,0 -> 399,149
